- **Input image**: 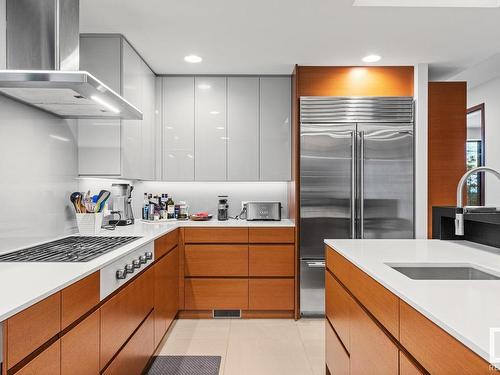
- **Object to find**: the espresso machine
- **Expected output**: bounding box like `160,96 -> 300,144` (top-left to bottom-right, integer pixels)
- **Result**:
109,184 -> 135,226
217,195 -> 229,221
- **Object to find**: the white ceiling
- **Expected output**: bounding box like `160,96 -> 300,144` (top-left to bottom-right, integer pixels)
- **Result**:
80,0 -> 500,78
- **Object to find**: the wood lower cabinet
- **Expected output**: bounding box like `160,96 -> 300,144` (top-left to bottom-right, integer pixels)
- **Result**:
326,320 -> 349,375
154,246 -> 179,347
61,272 -> 100,329
5,292 -> 61,370
349,296 -> 399,375
102,313 -> 155,375
248,227 -> 295,244
185,244 -> 248,277
185,279 -> 249,310
61,310 -> 100,375
248,279 -> 294,310
325,271 -> 351,351
249,245 -> 294,277
399,352 -> 424,375
15,340 -> 61,375
183,227 -> 248,243
155,229 -> 179,258
100,268 -> 154,369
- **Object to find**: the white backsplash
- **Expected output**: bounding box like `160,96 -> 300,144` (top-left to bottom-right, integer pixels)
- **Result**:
78,179 -> 289,220
0,95 -> 78,252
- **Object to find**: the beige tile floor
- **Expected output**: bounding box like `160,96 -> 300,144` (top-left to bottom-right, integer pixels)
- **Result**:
158,318 -> 325,375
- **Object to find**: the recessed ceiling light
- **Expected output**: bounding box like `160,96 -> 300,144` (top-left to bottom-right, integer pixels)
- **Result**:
210,111 -> 220,115
198,84 -> 211,90
362,54 -> 382,63
353,0 -> 499,7
184,55 -> 202,63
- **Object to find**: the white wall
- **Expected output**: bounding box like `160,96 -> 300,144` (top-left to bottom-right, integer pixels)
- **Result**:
468,75 -> 500,206
414,63 -> 429,239
0,96 -> 78,252
78,179 -> 289,220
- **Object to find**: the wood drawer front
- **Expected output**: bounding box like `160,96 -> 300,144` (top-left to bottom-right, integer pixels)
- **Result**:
325,271 -> 351,352
326,320 -> 349,375
184,244 -> 248,277
327,246 -> 399,338
185,279 -> 249,310
325,246 -> 350,286
155,229 -> 179,258
184,228 -> 248,243
100,268 -> 154,369
6,292 -> 61,369
61,310 -> 100,375
248,227 -> 295,243
248,279 -> 294,310
15,340 -> 61,375
249,245 -> 294,277
103,313 -> 155,375
350,298 -> 399,375
400,352 -> 424,375
400,301 -> 490,374
61,271 -> 100,329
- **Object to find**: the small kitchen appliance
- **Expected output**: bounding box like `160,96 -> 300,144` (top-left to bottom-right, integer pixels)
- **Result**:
217,196 -> 229,221
245,201 -> 282,221
109,184 -> 135,226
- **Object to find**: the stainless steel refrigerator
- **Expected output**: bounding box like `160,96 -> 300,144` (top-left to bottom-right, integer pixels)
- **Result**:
299,97 -> 415,317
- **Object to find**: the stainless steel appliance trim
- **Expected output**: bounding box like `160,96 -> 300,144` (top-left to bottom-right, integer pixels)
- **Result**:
306,260 -> 326,268
351,130 -> 356,239
360,130 -> 365,239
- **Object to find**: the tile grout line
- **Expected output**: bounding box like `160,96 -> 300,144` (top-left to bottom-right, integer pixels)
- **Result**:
296,321 -> 318,375
221,319 -> 232,375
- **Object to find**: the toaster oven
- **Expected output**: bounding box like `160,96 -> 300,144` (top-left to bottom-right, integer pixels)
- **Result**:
244,201 -> 282,221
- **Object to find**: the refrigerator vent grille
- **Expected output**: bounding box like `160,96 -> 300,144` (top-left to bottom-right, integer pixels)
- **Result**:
300,96 -> 414,123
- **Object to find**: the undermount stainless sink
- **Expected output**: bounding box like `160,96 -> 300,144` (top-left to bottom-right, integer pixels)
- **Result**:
386,263 -> 500,280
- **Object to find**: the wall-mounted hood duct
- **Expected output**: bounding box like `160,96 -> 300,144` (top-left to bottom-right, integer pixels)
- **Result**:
0,0 -> 143,120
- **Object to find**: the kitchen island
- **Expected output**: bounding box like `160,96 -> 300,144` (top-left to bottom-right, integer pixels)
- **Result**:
325,239 -> 500,374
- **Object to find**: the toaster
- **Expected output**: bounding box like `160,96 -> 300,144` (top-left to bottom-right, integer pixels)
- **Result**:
245,201 -> 282,221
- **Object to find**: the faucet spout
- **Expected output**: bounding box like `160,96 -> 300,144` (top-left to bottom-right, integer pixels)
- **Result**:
455,166 -> 500,236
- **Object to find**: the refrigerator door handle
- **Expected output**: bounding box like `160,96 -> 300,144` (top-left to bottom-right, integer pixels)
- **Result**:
351,130 -> 356,239
306,261 -> 326,268
360,131 -> 365,239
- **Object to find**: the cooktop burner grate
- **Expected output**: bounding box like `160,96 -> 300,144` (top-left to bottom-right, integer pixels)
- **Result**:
0,236 -> 141,262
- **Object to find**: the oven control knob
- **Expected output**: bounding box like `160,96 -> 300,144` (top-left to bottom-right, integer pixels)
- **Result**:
125,264 -> 134,274
139,255 -> 147,264
116,269 -> 127,280
132,259 -> 141,269
145,252 -> 153,260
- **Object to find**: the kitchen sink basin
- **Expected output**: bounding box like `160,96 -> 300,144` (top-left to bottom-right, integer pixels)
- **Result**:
386,263 -> 500,280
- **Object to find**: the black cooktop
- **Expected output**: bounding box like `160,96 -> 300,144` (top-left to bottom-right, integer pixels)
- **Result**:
0,236 -> 141,262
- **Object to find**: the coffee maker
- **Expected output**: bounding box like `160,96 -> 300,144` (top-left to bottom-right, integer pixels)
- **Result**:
109,184 -> 135,226
217,195 -> 229,221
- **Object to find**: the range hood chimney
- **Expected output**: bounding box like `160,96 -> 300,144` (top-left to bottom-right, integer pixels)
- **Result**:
0,0 -> 142,119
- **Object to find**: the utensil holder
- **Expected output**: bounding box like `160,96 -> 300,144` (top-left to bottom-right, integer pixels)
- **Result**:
76,212 -> 104,235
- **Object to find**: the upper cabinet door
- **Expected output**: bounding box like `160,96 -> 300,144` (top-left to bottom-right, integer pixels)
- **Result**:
260,77 -> 292,181
78,35 -> 122,176
227,77 -> 259,181
121,40 -> 143,179
162,77 -> 195,181
195,77 -> 227,181
141,63 -> 156,180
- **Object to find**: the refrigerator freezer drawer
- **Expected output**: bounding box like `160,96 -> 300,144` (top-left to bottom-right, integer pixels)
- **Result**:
300,259 -> 325,317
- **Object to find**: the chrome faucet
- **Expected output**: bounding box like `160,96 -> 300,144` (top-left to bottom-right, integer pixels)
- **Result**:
455,166 -> 500,236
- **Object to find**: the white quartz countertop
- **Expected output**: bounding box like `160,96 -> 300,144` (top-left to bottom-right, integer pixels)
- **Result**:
0,219 -> 294,322
324,239 -> 500,363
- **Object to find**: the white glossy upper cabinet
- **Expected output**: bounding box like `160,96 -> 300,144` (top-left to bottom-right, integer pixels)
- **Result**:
260,77 -> 292,181
141,61 -> 156,180
78,35 -> 122,176
227,77 -> 259,181
162,77 -> 195,180
195,77 -> 227,181
121,40 -> 143,179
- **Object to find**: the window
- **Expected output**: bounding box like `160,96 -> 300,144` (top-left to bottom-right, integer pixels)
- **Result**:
466,104 -> 485,206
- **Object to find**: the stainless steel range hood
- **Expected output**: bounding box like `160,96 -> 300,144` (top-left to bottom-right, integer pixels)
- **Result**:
0,0 -> 142,120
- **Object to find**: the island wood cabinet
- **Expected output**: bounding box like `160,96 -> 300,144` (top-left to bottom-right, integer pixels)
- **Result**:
1,230 -> 180,375
181,227 -> 296,317
325,245 -> 491,375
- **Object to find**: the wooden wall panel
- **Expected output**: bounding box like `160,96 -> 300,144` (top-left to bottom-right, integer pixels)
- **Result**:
428,82 -> 467,238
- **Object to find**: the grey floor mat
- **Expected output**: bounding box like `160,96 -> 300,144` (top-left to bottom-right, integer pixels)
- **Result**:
147,355 -> 221,375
